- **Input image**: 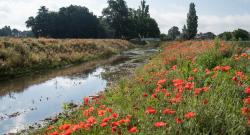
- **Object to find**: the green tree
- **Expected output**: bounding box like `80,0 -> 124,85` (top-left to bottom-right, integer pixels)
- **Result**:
168,26 -> 180,40
0,26 -> 12,36
181,25 -> 188,40
137,0 -> 160,38
218,32 -> 233,41
26,6 -> 50,37
26,5 -> 105,38
187,3 -> 198,39
233,28 -> 249,41
102,0 -> 130,38
160,33 -> 168,41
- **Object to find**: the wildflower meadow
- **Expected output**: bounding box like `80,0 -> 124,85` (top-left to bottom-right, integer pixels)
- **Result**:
37,40 -> 250,135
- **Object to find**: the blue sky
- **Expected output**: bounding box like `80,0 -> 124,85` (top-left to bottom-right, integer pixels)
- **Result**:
0,0 -> 249,34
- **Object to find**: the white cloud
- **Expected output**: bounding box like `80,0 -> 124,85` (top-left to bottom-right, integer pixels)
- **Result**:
199,14 -> 250,34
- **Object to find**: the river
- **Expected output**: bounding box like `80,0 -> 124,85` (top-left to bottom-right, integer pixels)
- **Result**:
0,46 -> 158,134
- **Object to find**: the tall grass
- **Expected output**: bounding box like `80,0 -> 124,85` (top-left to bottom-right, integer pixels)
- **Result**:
0,38 -> 134,77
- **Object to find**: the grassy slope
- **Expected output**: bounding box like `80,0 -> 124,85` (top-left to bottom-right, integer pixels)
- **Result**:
37,40 -> 250,135
0,38 -> 134,77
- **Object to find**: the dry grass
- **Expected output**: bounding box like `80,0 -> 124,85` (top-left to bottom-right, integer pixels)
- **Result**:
0,38 -> 134,77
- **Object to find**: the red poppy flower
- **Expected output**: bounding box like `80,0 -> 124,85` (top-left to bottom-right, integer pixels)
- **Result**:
161,89 -> 167,93
100,122 -> 108,127
221,66 -> 231,72
129,127 -> 139,133
84,97 -> 90,106
242,107 -> 249,115
175,117 -> 184,124
106,107 -> 113,113
98,110 -> 107,117
245,87 -> 250,94
59,124 -> 71,130
89,107 -> 95,112
118,118 -> 130,124
143,93 -> 148,97
50,131 -> 59,135
112,121 -> 120,127
157,79 -> 166,86
203,87 -> 210,92
151,93 -> 157,98
62,129 -> 73,135
188,76 -> 194,81
173,79 -> 184,88
236,71 -> 244,77
194,88 -> 202,96
244,97 -> 250,105
154,122 -> 167,127
163,108 -> 176,115
112,126 -> 117,133
184,112 -> 196,119
100,105 -> 106,109
146,107 -> 157,114
165,92 -> 171,97
185,82 -> 195,90
102,117 -> 112,123
169,96 -> 183,104
83,109 -> 91,117
172,65 -> 177,70
241,53 -> 248,57
72,124 -> 80,131
86,116 -> 97,125
205,69 -> 211,75
47,125 -> 55,130
213,66 -> 221,71
232,76 -> 238,82
112,113 -> 119,118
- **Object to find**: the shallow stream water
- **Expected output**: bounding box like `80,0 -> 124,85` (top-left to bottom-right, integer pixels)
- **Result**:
0,47 -> 158,134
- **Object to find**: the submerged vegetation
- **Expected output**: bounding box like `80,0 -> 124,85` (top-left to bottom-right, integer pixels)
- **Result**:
0,38 -> 134,77
35,40 -> 250,135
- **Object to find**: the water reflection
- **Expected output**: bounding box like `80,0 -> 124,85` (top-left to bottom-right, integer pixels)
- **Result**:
0,67 -> 107,134
0,55 -> 128,98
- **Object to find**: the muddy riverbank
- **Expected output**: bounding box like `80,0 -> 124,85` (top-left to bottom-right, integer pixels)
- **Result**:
0,45 -> 159,134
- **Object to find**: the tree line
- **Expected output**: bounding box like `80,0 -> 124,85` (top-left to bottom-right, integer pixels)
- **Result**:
0,26 -> 33,37
218,29 -> 250,41
26,0 -> 160,39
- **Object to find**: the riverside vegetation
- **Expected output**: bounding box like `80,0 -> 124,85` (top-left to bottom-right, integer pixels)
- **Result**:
0,38 -> 134,77
34,40 -> 250,135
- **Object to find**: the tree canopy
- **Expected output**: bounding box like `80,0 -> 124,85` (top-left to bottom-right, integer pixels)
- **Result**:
102,0 -> 160,39
0,26 -> 33,37
168,26 -> 180,40
186,3 -> 198,40
218,29 -> 250,41
26,0 -> 160,39
26,5 -> 105,38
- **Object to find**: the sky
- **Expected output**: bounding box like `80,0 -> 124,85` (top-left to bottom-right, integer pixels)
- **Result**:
0,0 -> 250,34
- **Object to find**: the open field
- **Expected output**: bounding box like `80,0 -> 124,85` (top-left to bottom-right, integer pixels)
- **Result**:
0,38 -> 134,77
34,40 -> 250,135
